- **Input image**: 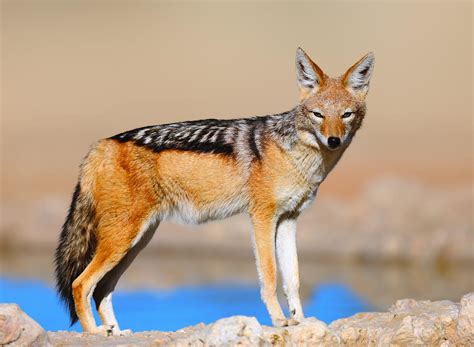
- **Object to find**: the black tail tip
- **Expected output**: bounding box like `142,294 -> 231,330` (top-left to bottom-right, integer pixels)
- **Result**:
70,316 -> 79,326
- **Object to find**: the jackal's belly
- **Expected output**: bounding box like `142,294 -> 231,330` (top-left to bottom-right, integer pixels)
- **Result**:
161,195 -> 247,224
155,150 -> 249,224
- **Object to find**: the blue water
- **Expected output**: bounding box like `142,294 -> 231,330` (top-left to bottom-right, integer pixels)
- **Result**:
0,277 -> 371,332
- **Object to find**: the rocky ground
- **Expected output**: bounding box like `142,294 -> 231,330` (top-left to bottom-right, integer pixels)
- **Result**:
1,293 -> 473,346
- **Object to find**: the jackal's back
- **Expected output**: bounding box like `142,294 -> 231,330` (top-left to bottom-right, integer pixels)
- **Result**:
110,110 -> 297,163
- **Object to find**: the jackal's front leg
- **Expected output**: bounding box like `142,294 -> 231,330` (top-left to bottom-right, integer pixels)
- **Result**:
251,211 -> 286,327
276,218 -> 304,324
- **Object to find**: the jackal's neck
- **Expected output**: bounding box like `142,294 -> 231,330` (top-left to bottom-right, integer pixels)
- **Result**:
265,105 -> 301,149
271,105 -> 349,185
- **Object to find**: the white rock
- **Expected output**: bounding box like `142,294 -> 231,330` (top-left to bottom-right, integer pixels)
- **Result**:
0,303 -> 49,346
205,316 -> 262,346
457,292 -> 474,344
8,293 -> 474,346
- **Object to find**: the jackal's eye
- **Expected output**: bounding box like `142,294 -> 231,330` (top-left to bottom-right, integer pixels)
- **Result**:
342,111 -> 353,119
312,111 -> 324,119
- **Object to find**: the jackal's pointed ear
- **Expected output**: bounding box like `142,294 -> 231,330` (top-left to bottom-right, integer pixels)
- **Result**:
343,52 -> 375,96
296,47 -> 325,98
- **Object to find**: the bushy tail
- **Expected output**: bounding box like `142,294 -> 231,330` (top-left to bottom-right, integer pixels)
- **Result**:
54,182 -> 97,325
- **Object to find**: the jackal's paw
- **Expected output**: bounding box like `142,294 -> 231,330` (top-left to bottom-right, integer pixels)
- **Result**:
286,317 -> 301,326
272,317 -> 302,328
91,325 -> 133,337
114,328 -> 133,336
272,318 -> 289,328
91,325 -> 114,336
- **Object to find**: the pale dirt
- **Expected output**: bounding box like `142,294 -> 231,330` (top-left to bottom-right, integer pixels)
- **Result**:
5,293 -> 474,346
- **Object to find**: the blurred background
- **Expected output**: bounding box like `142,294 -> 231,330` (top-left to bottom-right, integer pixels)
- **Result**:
1,1 -> 472,332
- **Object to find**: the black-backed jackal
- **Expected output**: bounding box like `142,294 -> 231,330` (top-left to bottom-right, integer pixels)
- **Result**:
55,48 -> 374,335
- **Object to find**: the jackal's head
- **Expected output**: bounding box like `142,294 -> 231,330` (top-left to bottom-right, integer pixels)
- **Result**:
295,48 -> 374,150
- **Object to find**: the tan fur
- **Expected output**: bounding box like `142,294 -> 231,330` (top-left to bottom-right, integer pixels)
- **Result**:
73,141 -> 159,333
156,149 -> 246,210
247,141 -> 309,325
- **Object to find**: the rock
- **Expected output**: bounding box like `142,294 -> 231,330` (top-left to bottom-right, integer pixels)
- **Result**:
457,293 -> 474,345
261,317 -> 339,346
329,293 -> 474,346
173,316 -> 263,346
172,293 -> 474,346
0,303 -> 49,346
206,316 -> 262,345
7,293 -> 474,346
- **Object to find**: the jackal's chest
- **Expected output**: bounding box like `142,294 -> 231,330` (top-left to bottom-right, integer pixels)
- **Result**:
273,149 -> 336,214
275,182 -> 320,215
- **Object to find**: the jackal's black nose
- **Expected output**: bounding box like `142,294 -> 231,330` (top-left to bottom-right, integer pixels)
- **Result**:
328,137 -> 341,149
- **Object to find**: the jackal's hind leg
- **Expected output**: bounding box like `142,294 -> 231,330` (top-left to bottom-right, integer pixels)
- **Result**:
93,220 -> 159,336
72,243 -> 130,336
96,293 -> 126,335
